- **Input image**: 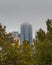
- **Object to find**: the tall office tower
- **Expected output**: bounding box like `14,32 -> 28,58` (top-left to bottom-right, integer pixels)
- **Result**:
20,23 -> 32,45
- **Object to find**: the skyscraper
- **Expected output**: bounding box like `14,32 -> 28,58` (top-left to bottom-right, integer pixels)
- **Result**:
20,23 -> 32,45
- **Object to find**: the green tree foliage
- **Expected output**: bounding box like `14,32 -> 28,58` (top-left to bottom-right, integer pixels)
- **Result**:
34,19 -> 52,65
46,19 -> 52,42
36,28 -> 45,42
46,19 -> 52,33
0,23 -> 14,65
34,40 -> 52,65
19,40 -> 34,65
0,19 -> 52,65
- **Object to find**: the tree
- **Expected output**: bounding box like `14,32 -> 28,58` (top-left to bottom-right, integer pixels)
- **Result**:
34,39 -> 52,65
46,19 -> 52,33
46,19 -> 52,43
36,28 -> 45,42
0,23 -> 14,65
34,19 -> 52,65
18,40 -> 34,65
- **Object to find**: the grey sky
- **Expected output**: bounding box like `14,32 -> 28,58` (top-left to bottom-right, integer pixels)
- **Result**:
0,0 -> 52,37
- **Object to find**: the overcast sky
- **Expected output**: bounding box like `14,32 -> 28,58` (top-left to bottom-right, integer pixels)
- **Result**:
0,0 -> 52,37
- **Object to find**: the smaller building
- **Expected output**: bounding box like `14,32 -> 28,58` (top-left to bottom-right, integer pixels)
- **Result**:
11,31 -> 20,45
12,31 -> 19,38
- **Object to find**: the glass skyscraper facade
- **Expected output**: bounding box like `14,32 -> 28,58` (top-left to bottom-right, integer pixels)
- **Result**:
20,23 -> 32,45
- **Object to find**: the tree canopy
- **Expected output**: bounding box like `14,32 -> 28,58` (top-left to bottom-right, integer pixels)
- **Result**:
0,19 -> 52,65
